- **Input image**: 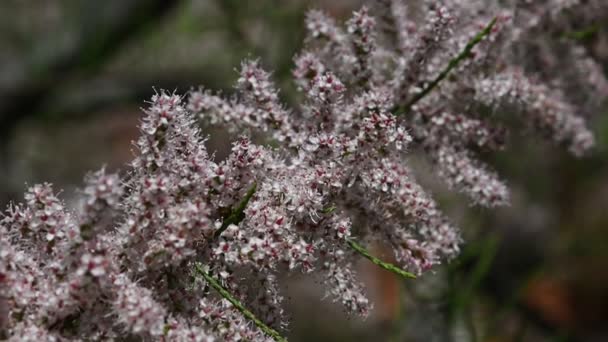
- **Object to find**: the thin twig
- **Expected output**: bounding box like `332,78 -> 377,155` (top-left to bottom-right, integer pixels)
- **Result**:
198,182 -> 288,340
398,17 -> 498,114
194,264 -> 287,342
213,182 -> 257,239
347,239 -> 417,279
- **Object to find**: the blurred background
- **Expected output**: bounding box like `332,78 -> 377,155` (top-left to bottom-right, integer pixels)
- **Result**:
1,0 -> 607,341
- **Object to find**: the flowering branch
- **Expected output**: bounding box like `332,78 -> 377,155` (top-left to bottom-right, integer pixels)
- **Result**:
347,239 -> 417,279
194,263 -> 287,342
216,182 -> 416,281
2,1 -> 602,339
399,17 -> 498,114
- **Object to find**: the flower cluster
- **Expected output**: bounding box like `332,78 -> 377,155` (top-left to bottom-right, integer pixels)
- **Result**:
1,0 -> 605,340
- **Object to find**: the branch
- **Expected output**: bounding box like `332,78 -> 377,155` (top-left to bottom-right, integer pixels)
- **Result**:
194,264 -> 288,342
347,239 -> 417,279
398,17 -> 498,114
213,182 -> 257,238
197,183 -> 287,340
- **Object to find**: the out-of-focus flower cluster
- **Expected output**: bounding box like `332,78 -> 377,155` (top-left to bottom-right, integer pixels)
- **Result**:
1,0 -> 605,340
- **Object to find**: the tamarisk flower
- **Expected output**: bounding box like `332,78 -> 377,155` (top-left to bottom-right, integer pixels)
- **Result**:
2,0 -> 604,340
474,68 -> 594,156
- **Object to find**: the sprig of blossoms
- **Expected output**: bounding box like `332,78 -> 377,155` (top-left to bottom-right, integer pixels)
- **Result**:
1,0 -> 605,340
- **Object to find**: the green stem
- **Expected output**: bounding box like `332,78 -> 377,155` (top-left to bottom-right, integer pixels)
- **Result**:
194,264 -> 287,342
347,239 -> 417,279
460,236 -> 498,309
200,183 -> 286,340
214,183 -> 257,239
562,24 -> 600,41
399,17 -> 498,114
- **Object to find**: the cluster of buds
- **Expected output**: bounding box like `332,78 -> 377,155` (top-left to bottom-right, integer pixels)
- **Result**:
1,0 -> 605,340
